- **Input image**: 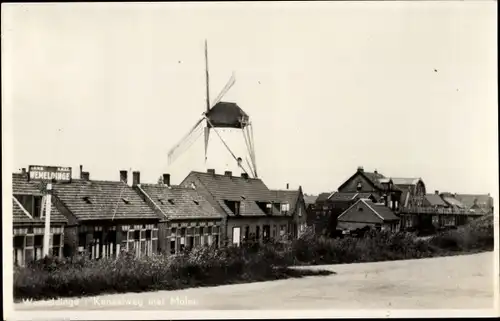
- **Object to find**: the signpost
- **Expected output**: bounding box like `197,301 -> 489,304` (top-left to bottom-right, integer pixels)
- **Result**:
43,183 -> 52,257
28,165 -> 72,257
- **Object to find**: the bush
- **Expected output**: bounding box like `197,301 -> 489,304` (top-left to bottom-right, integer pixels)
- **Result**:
14,245 -> 329,301
14,215 -> 493,301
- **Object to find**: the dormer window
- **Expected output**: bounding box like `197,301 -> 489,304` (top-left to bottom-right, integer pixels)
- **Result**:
158,198 -> 165,205
168,199 -> 175,205
225,200 -> 241,215
281,203 -> 290,214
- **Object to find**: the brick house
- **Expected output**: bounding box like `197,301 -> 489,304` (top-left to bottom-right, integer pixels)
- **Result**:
180,169 -> 298,246
50,167 -> 161,259
337,198 -> 400,234
270,186 -> 308,238
134,173 -> 224,255
12,171 -> 68,266
321,166 -> 428,234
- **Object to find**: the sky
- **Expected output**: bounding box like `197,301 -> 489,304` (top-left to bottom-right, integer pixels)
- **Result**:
2,1 -> 498,196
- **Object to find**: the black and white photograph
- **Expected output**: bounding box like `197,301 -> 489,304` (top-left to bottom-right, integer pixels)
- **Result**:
2,1 -> 498,319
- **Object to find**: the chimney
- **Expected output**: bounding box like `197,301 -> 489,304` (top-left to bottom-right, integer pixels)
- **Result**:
357,166 -> 364,172
120,170 -> 128,184
132,171 -> 140,186
21,168 -> 26,176
224,171 -> 232,177
286,183 -> 289,190
374,169 -> 378,174
81,171 -> 90,181
80,165 -> 83,178
241,173 -> 249,179
207,169 -> 215,175
435,190 -> 439,195
163,173 -> 171,186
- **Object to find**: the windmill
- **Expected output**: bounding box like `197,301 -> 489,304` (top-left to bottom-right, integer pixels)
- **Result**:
167,40 -> 258,177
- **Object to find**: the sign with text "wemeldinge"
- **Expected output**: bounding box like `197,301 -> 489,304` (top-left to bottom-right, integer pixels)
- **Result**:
28,165 -> 72,183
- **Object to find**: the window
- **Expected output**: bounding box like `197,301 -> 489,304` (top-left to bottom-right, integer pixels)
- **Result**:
214,234 -> 219,248
170,239 -> 176,254
51,234 -> 62,257
33,196 -> 43,218
272,225 -> 277,238
244,226 -> 250,241
232,227 -> 241,246
263,225 -> 270,242
255,226 -> 260,241
443,216 -> 456,226
280,225 -> 286,237
225,201 -> 241,215
281,203 -> 290,214
13,236 -> 25,266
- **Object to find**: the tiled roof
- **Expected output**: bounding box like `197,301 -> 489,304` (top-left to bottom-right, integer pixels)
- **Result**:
303,194 -> 318,206
390,178 -> 421,185
425,194 -> 448,207
338,199 -> 399,223
454,194 -> 493,209
12,174 -> 68,225
138,184 -> 223,220
441,195 -> 466,209
364,172 -> 385,187
316,192 -> 333,203
367,202 -> 400,221
217,199 -> 280,217
51,179 -> 158,221
329,192 -> 375,202
271,189 -> 300,213
13,173 -> 45,196
184,171 -> 275,202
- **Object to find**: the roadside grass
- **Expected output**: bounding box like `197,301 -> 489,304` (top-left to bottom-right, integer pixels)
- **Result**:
14,214 -> 492,301
13,243 -> 333,302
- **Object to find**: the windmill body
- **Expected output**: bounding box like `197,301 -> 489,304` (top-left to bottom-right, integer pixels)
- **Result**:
167,41 -> 258,178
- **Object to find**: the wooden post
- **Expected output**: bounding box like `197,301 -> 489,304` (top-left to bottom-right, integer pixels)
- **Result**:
43,183 -> 52,257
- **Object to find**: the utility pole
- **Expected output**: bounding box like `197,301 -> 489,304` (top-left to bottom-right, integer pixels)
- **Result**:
43,182 -> 52,257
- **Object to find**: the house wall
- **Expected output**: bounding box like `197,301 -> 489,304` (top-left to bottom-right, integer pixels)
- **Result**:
180,175 -> 230,245
13,224 -> 65,266
226,216 -> 292,244
338,201 -> 384,224
64,219 -> 161,259
164,219 -> 223,254
294,196 -> 308,236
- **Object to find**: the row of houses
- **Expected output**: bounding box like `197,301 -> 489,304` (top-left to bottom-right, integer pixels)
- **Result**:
307,166 -> 493,236
12,166 -> 308,266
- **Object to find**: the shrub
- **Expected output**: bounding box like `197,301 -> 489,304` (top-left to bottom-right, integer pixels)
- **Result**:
14,215 -> 492,301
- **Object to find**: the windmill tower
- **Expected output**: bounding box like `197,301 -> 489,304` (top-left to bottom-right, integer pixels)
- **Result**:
167,40 -> 258,177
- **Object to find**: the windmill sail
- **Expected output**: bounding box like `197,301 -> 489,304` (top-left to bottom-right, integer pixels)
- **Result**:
167,40 -> 258,177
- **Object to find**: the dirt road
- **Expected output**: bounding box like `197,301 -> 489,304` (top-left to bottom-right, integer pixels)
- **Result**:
15,252 -> 494,311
